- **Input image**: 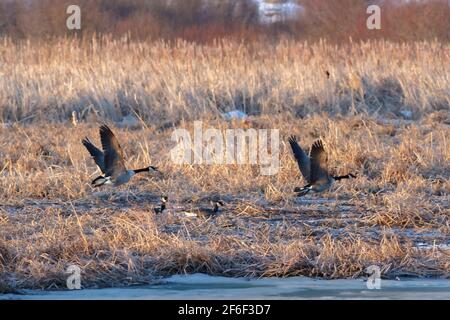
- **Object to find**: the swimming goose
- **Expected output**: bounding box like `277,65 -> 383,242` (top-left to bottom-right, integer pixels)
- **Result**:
183,201 -> 225,219
154,196 -> 168,214
82,125 -> 158,187
288,136 -> 356,196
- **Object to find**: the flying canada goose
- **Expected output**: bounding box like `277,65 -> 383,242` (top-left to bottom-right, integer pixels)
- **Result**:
183,201 -> 225,219
82,125 -> 158,187
288,136 -> 356,196
154,196 -> 168,214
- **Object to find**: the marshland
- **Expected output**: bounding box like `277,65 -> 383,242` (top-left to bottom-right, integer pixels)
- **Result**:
0,0 -> 449,295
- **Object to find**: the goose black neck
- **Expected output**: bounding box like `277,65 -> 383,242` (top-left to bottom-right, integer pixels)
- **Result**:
213,204 -> 220,213
333,174 -> 355,181
133,168 -> 149,174
160,203 -> 166,211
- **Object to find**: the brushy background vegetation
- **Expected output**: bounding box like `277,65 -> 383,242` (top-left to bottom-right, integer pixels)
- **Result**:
1,0 -> 449,42
1,39 -> 449,124
0,0 -> 449,292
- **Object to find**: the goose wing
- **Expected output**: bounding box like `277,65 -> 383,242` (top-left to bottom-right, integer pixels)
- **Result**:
288,136 -> 311,183
309,140 -> 329,183
99,125 -> 127,177
82,137 -> 106,173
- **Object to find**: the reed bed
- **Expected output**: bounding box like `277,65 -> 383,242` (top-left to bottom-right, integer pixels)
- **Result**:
0,38 -> 449,291
1,37 -> 448,123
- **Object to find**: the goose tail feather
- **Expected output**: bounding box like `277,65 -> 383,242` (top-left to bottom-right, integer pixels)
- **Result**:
92,176 -> 111,187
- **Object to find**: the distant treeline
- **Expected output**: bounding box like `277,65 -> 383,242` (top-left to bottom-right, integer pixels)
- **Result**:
0,0 -> 449,42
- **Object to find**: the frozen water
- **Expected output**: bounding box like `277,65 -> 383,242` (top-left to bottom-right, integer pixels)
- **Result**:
2,274 -> 449,300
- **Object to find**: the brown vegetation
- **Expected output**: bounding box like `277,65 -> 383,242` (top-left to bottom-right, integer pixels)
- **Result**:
0,14 -> 449,291
0,113 -> 448,292
1,38 -> 449,124
0,0 -> 449,42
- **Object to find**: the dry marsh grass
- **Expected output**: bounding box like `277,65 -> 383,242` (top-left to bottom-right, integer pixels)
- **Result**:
0,39 -> 449,292
1,37 -> 449,123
